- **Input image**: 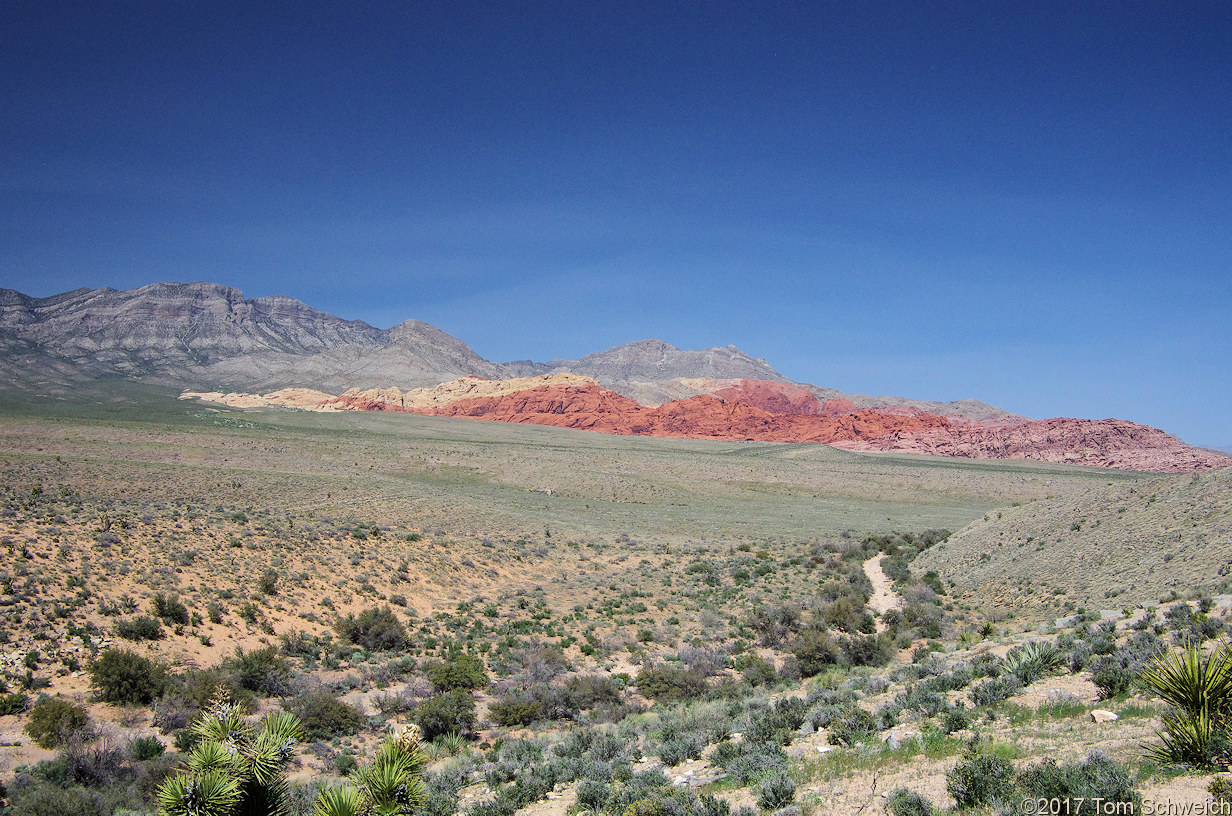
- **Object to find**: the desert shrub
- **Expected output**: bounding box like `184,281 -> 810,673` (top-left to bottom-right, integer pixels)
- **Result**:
657,731 -> 708,766
280,629 -> 318,658
114,615 -> 163,641
839,633 -> 894,667
942,708 -> 970,734
427,653 -> 488,691
886,788 -> 934,816
821,596 -> 875,634
946,746 -> 1016,808
489,695 -> 546,727
756,771 -> 796,809
415,689 -> 477,739
7,781 -> 108,816
792,628 -> 840,677
711,740 -> 788,784
178,667 -> 259,713
1017,752 -> 1140,814
746,698 -> 808,745
24,697 -> 92,749
970,675 -> 1023,707
563,674 -> 622,710
738,654 -> 779,687
1090,656 -> 1135,699
225,646 -> 293,695
150,593 -> 189,625
129,735 -> 165,760
89,648 -> 166,705
637,664 -> 708,701
282,690 -> 365,739
0,691 -> 29,715
334,606 -> 406,652
828,707 -> 878,746
258,569 -> 279,596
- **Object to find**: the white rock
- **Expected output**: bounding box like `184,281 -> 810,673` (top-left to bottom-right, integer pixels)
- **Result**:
1091,709 -> 1119,723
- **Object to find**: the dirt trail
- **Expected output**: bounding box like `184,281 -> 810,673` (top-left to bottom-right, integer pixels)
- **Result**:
863,552 -> 901,631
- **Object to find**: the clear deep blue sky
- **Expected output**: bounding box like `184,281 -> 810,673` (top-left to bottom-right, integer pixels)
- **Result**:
2,2 -> 1229,446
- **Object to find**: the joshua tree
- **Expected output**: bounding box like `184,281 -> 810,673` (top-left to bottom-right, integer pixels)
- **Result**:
157,690 -> 305,816
313,723 -> 428,816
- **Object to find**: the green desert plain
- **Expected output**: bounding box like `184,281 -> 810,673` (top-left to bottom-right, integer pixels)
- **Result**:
1,384 -> 1230,816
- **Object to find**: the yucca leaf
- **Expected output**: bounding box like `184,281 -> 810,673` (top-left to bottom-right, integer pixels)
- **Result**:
314,786 -> 363,816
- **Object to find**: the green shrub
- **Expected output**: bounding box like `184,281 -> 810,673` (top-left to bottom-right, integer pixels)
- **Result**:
151,593 -> 189,626
414,689 -> 477,739
637,664 -> 708,701
89,648 -> 166,705
114,615 -> 163,641
225,646 -> 292,696
946,746 -> 1015,808
839,633 -> 893,667
335,606 -> 407,652
886,788 -> 934,816
489,695 -> 545,727
130,735 -> 166,760
828,707 -> 877,746
281,690 -> 364,739
258,569 -> 279,596
971,675 -> 1023,707
756,771 -> 796,809
24,696 -> 92,748
427,653 -> 489,691
7,782 -> 107,816
1017,752 -> 1140,815
1090,656 -> 1134,699
0,691 -> 29,715
792,629 -> 840,677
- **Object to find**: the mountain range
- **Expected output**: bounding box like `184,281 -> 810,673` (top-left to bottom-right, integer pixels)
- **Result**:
3,282 -> 1228,473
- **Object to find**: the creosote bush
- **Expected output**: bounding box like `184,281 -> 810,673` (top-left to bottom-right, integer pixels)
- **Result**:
24,696 -> 92,749
89,648 -> 167,705
335,606 -> 407,652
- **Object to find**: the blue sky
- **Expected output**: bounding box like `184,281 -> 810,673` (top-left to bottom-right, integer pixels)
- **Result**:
2,2 -> 1229,446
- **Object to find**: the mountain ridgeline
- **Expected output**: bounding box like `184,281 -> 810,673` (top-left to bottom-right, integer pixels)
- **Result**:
3,282 -> 1228,473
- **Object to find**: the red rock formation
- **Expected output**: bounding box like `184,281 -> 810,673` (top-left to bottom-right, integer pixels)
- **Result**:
309,377 -> 1230,474
819,397 -> 858,417
831,416 -> 1231,473
711,380 -> 822,415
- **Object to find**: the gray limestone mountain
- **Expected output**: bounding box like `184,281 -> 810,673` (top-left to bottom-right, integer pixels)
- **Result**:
0,282 -> 504,392
1,281 -> 1014,422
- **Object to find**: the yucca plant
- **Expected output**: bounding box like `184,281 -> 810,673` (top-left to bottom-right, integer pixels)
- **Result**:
314,723 -> 428,816
1138,642 -> 1232,768
1002,640 -> 1063,685
158,690 -> 305,816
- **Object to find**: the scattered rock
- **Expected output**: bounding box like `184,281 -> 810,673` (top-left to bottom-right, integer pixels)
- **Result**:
1091,709 -> 1119,723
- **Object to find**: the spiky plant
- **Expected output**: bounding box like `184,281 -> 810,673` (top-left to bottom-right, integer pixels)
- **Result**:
158,690 -> 305,816
1138,642 -> 1232,768
315,724 -> 428,816
1002,640 -> 1063,685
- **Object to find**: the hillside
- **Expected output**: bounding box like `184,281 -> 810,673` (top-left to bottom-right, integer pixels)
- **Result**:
916,465 -> 1232,615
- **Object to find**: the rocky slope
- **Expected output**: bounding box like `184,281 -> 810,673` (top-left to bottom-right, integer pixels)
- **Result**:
0,282 -> 504,392
916,465 -> 1232,613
